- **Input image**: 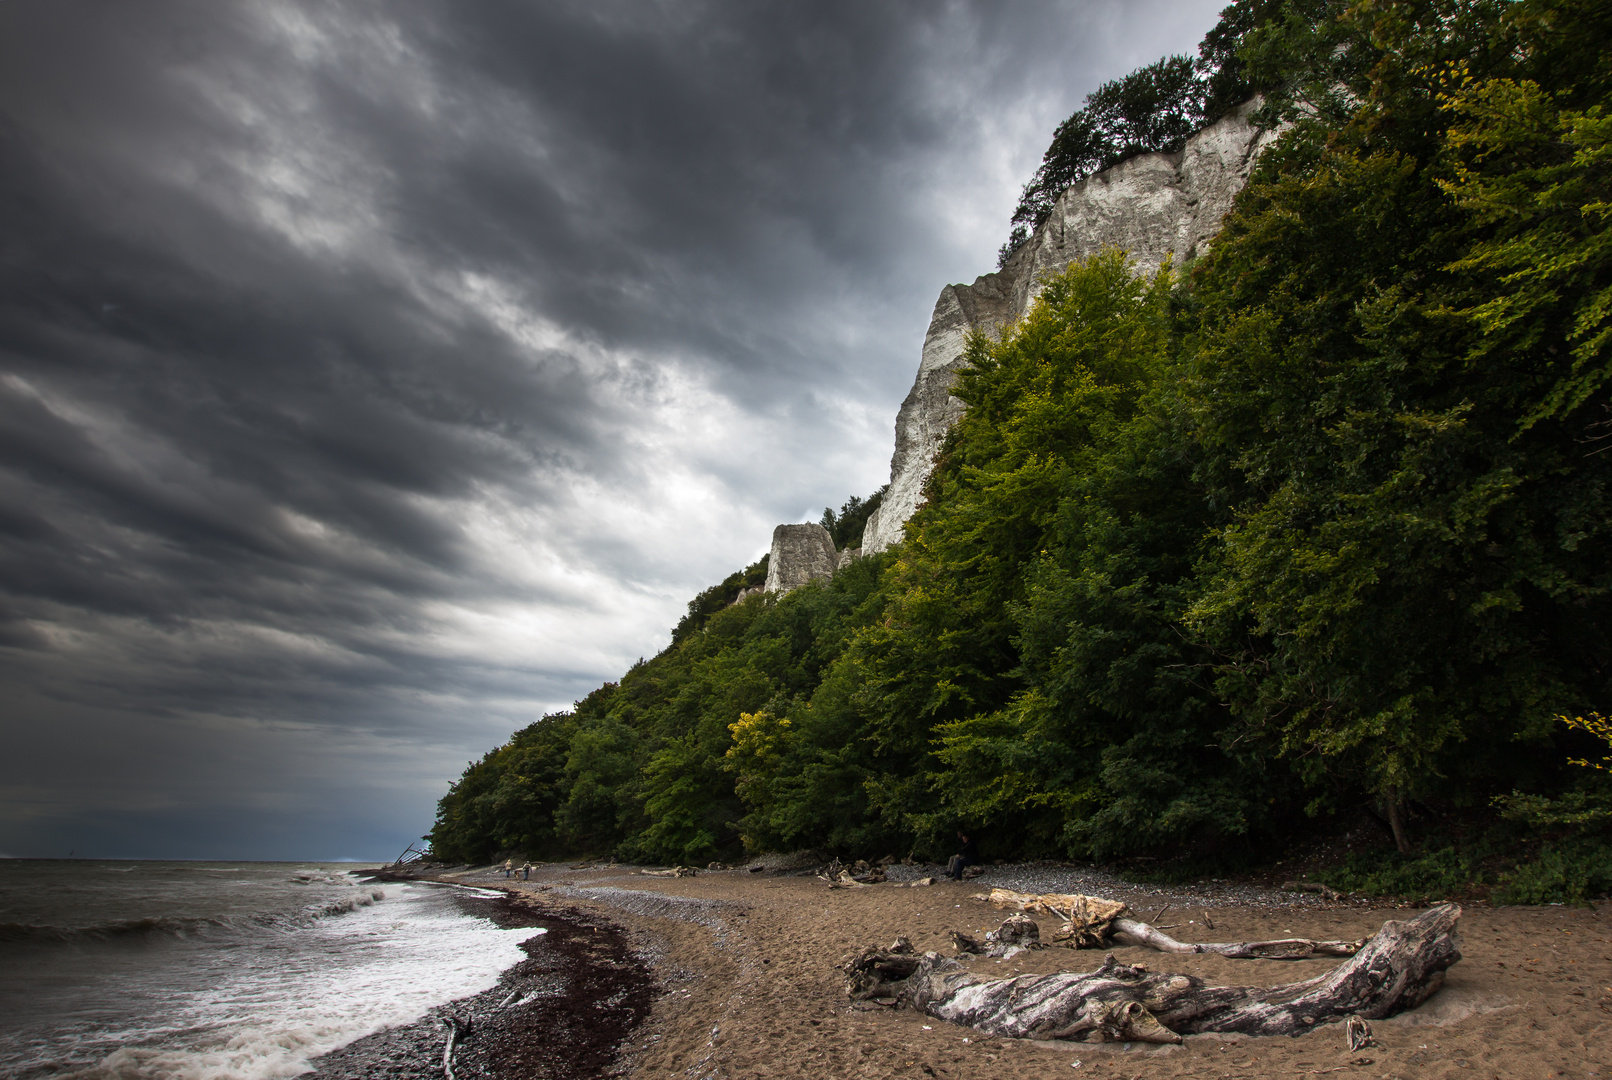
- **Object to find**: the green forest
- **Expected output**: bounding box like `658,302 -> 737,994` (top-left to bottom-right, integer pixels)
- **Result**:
429,0 -> 1612,902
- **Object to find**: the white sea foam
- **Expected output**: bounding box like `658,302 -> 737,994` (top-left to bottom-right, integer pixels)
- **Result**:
1,871 -> 541,1080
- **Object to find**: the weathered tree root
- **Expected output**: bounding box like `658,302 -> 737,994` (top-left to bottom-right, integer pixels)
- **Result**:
951,913 -> 1043,958
839,903 -> 1461,1043
979,888 -> 1365,959
976,889 -> 1131,948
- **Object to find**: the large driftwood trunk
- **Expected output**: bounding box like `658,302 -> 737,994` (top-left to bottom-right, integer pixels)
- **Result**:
841,903 -> 1461,1044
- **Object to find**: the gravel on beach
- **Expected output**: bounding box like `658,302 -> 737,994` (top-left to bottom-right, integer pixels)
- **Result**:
350,858 -> 1609,1080
879,860 -> 1336,907
302,888 -> 651,1080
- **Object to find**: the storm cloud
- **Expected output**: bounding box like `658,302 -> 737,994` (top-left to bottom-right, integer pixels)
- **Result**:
0,0 -> 1226,860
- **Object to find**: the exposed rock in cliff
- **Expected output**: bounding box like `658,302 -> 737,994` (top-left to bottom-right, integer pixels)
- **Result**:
763,524 -> 841,595
862,100 -> 1277,554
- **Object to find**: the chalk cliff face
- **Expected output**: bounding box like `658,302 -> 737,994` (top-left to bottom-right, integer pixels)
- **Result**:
861,101 -> 1276,554
764,524 -> 841,595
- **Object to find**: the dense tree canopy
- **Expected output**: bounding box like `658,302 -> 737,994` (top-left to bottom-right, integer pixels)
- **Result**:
431,0 -> 1612,899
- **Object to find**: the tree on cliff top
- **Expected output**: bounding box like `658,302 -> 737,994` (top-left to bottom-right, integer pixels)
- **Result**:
820,486 -> 888,550
670,555 -> 769,644
999,0 -> 1348,268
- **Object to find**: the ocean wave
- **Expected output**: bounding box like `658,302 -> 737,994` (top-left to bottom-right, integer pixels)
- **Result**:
311,889 -> 387,920
0,881 -> 534,1080
46,1022 -> 348,1080
0,890 -> 387,945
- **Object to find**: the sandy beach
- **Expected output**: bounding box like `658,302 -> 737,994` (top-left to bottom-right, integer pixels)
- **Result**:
401,861 -> 1612,1080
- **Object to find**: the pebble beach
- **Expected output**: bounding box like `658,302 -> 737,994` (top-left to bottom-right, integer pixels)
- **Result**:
374,859 -> 1611,1080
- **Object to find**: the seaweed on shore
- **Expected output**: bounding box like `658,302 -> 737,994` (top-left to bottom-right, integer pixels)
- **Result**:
305,889 -> 652,1080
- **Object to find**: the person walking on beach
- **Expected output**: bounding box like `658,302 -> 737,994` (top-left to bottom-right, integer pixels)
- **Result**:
946,829 -> 978,880
521,863 -> 531,880
502,858 -> 512,878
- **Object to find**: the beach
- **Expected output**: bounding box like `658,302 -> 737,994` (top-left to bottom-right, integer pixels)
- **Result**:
407,860 -> 1609,1080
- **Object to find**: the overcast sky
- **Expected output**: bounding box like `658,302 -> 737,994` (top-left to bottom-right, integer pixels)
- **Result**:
0,0 -> 1226,861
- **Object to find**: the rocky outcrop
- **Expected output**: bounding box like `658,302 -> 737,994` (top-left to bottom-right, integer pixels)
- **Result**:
861,100 -> 1277,554
764,524 -> 841,595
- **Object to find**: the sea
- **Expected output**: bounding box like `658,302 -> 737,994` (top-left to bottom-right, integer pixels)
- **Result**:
0,860 -> 544,1080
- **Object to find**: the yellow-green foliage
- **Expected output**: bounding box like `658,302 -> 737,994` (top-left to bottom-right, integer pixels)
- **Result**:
1562,713 -> 1612,772
432,1 -> 1612,894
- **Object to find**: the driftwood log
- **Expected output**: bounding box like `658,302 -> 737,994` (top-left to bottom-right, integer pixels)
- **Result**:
978,888 -> 1365,960
840,903 -> 1461,1043
818,858 -> 889,885
1284,880 -> 1346,901
1111,916 -> 1363,960
439,1014 -> 470,1079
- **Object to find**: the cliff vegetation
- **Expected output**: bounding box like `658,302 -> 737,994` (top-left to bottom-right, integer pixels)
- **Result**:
430,0 -> 1612,900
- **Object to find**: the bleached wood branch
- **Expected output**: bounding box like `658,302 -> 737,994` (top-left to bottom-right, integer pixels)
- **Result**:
840,903 -> 1461,1043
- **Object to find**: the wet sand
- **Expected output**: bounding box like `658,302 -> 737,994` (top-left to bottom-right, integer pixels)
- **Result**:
426,861 -> 1610,1080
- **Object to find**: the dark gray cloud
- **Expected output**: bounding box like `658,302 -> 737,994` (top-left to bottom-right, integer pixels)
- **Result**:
0,0 -> 1225,860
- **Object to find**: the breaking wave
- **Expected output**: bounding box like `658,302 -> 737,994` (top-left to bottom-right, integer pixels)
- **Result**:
0,888 -> 387,945
1,870 -> 537,1080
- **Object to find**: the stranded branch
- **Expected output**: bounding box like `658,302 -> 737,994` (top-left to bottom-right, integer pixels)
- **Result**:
840,903 -> 1461,1043
976,888 -> 1367,960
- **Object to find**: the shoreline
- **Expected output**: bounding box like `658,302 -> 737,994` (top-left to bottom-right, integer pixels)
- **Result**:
305,880 -> 652,1080
381,859 -> 1609,1079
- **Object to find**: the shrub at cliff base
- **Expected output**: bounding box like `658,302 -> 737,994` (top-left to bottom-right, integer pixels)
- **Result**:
431,0 -> 1612,899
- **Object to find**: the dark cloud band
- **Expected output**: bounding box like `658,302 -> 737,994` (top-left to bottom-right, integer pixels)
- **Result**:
0,0 -> 1225,859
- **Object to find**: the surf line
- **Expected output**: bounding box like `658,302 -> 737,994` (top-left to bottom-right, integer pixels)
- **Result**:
306,881 -> 653,1080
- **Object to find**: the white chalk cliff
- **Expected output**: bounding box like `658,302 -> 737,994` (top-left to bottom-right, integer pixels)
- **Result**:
860,100 -> 1277,554
764,523 -> 841,595
757,101 -> 1276,593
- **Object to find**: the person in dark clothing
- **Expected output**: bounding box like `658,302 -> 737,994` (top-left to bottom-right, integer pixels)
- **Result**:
946,829 -> 978,880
